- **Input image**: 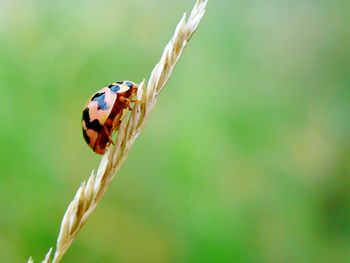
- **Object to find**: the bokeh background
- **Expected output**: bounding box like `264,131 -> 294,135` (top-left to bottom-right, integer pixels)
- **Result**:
0,0 -> 349,262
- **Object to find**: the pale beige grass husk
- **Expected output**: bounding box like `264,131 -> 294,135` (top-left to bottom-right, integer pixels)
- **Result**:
28,0 -> 207,262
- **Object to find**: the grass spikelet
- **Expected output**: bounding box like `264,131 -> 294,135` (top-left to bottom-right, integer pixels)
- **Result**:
29,0 -> 207,262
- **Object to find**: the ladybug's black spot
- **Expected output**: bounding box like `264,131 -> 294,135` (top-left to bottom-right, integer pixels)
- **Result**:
91,92 -> 108,110
82,108 -> 90,122
88,119 -> 103,131
82,128 -> 90,144
82,108 -> 103,132
91,92 -> 104,101
109,85 -> 120,93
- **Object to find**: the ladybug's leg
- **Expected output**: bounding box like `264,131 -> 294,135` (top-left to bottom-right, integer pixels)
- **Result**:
112,112 -> 123,130
103,125 -> 115,145
130,98 -> 141,104
130,88 -> 141,104
118,96 -> 133,111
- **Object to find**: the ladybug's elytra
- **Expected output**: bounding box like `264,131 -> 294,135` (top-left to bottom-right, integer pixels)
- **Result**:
82,81 -> 139,154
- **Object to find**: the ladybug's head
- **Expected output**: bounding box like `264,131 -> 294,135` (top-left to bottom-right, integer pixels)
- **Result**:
108,81 -> 135,93
124,81 -> 137,90
123,81 -> 139,96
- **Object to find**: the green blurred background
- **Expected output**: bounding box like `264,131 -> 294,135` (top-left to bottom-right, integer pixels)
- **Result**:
0,0 -> 349,262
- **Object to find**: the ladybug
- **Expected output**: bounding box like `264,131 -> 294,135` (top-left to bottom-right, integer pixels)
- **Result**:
82,81 -> 139,154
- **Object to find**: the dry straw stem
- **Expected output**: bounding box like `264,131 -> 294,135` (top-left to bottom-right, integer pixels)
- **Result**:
28,0 -> 207,262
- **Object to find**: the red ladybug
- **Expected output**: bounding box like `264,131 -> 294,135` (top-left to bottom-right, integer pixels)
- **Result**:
82,81 -> 139,154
